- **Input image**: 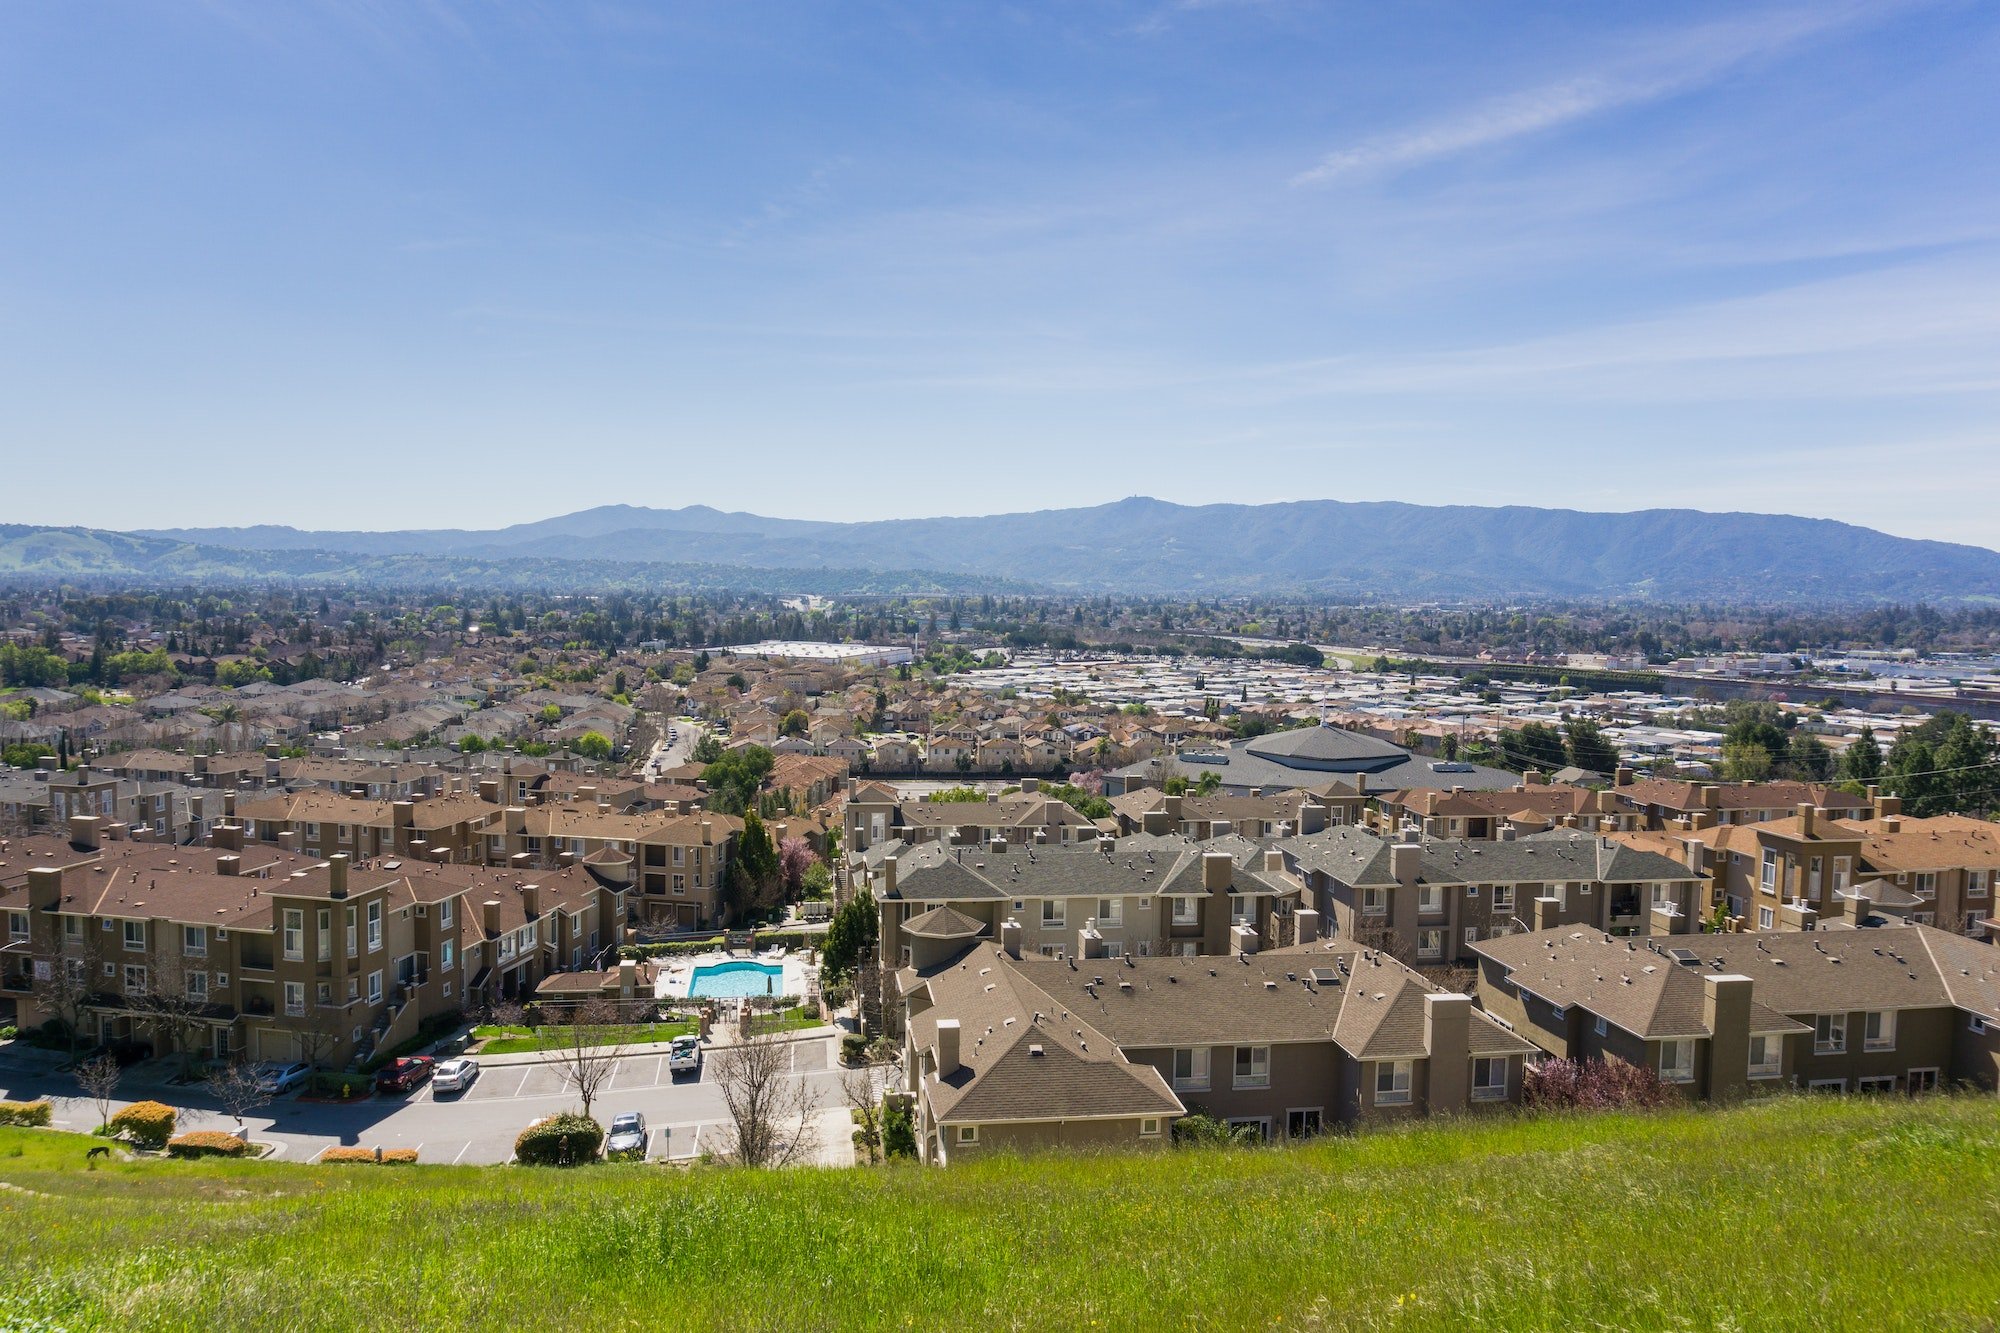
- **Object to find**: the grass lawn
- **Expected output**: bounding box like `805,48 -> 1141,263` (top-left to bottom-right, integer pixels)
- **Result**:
746,1006 -> 830,1036
2,1094 -> 1998,1331
471,1018 -> 696,1055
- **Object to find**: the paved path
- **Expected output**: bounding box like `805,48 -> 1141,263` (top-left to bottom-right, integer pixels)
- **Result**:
0,1033 -> 868,1167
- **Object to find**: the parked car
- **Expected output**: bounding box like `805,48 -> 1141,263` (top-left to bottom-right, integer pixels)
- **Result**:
432,1057 -> 479,1094
604,1111 -> 648,1159
373,1056 -> 435,1094
81,1037 -> 155,1068
252,1061 -> 311,1095
667,1034 -> 701,1076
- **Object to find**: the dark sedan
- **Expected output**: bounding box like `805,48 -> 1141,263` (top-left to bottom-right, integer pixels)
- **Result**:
373,1056 -> 435,1094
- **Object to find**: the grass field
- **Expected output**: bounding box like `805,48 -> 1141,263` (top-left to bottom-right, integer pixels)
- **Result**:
1,1095 -> 1997,1331
470,1018 -> 698,1054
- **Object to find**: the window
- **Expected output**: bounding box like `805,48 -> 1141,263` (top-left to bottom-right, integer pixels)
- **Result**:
1593,1014 -> 1608,1038
1465,884 -> 1481,898
1758,907 -> 1774,929
1748,1034 -> 1782,1078
1814,1013 -> 1847,1055
367,971 -> 383,1005
1172,896 -> 1198,926
672,845 -> 683,865
440,899 -> 453,927
366,901 -> 383,952
1232,1046 -> 1270,1090
1857,1075 -> 1897,1093
1463,926 -> 1479,949
282,910 -> 304,960
1041,899 -> 1065,928
1140,1117 -> 1162,1137
182,925 -> 205,957
1968,871 -> 1989,899
956,1125 -> 978,1145
1658,1039 -> 1695,1084
1374,1060 -> 1412,1105
1760,849 -> 1778,894
1418,885 -> 1444,914
1915,873 -> 1937,899
1226,1117 -> 1270,1142
64,916 -> 81,940
1171,1047 -> 1210,1090
1808,1078 -> 1846,1092
1096,898 -> 1123,928
1908,1068 -> 1939,1094
1471,1057 -> 1507,1101
185,970 -> 208,1002
1286,1108 -> 1324,1138
1864,1010 -> 1896,1052
6,912 -> 26,943
441,941 -> 455,970
1417,929 -> 1444,959
123,920 -> 146,952
284,981 -> 306,1017
317,908 -> 332,962
214,972 -> 228,989
123,964 -> 147,996
1361,886 -> 1388,916
1491,885 -> 1515,914
1229,895 -> 1251,926
346,906 -> 358,957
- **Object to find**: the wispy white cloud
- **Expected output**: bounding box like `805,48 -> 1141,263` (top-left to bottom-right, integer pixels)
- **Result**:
1293,3 -> 1907,185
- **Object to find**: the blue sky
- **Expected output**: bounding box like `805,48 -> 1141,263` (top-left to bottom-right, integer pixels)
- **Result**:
3,1 -> 1997,546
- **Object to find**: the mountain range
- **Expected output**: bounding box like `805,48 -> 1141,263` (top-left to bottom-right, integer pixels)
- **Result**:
0,498 -> 1991,601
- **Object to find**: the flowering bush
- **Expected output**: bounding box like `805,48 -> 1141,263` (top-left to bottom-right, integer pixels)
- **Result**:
109,1100 -> 177,1149
166,1131 -> 248,1159
0,1099 -> 53,1127
320,1146 -> 418,1164
1522,1057 -> 1674,1111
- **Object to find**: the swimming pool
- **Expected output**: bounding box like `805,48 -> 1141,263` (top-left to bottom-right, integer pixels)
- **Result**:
687,959 -> 785,999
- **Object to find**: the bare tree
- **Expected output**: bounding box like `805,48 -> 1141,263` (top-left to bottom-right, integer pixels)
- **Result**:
713,1029 -> 823,1168
32,935 -> 105,1064
538,995 -> 628,1123
292,1001 -> 349,1077
203,1061 -> 271,1135
74,1055 -> 121,1132
131,949 -> 216,1080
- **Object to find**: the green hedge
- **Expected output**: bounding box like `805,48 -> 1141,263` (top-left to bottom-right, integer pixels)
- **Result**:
622,936 -> 726,960
514,1113 -> 604,1166
0,1099 -> 52,1127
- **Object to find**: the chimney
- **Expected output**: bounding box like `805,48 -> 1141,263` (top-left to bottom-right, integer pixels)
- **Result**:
1001,917 -> 1023,959
935,1019 -> 961,1078
1263,848 -> 1285,874
277,830 -> 300,852
882,857 -> 898,897
27,866 -> 61,913
482,899 -> 502,937
1202,850 -> 1233,892
619,958 -> 637,1001
1796,802 -> 1815,839
1683,839 -> 1705,874
327,852 -> 349,899
1295,907 -> 1320,945
68,814 -> 102,851
477,778 -> 500,804
1391,842 -> 1422,886
1298,802 -> 1326,835
1876,795 -> 1902,819
1211,819 -> 1233,838
1532,895 -> 1559,931
215,853 -> 241,877
700,819 -> 713,846
1614,766 -> 1634,787
1700,785 -> 1719,811
1141,809 -> 1171,836
1523,770 -> 1545,787
1162,795 -> 1183,822
1423,993 -> 1472,1110
988,835 -> 1007,853
394,800 -> 415,829
1078,923 -> 1108,959
222,790 -> 236,817
1882,815 -> 1902,833
522,883 -> 541,920
1702,974 -> 1753,1102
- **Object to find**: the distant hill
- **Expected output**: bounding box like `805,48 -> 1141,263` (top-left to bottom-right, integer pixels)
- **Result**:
128,497 -> 2000,601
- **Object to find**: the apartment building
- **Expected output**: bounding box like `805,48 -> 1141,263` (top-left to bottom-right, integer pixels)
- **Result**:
1473,925 -> 2000,1097
1368,781 -> 1640,842
1108,789 -> 1343,840
897,931 -> 1534,1161
1621,778 -> 1872,830
633,814 -> 742,930
1,837 -> 467,1068
234,790 -> 498,863
1280,826 -> 1706,965
843,783 -> 1099,854
865,833 -> 1305,1024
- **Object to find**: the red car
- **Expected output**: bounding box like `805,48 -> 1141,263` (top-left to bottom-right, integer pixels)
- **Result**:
373,1056 -> 435,1094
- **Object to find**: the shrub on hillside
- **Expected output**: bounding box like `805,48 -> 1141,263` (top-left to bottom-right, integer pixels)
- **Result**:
321,1146 -> 418,1165
0,1100 -> 52,1127
514,1113 -> 604,1166
167,1131 -> 248,1159
109,1101 -> 177,1149
1172,1113 -> 1261,1148
881,1098 -> 916,1160
840,1034 -> 869,1066
1523,1057 -> 1674,1111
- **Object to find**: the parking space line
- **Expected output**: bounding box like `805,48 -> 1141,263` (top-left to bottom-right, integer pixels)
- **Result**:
451,1142 -> 472,1165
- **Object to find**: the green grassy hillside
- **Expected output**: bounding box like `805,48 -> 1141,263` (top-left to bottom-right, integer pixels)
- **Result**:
2,1096 -> 1997,1331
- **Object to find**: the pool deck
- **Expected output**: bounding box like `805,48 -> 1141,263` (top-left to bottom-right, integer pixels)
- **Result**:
658,951 -> 815,1003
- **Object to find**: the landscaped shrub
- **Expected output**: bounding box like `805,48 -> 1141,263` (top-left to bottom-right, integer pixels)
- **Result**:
621,937 -> 727,960
166,1131 -> 248,1159
514,1113 -> 604,1166
1523,1057 -> 1674,1111
321,1146 -> 418,1164
881,1098 -> 916,1159
840,1034 -> 869,1066
0,1100 -> 52,1127
109,1101 -> 177,1149
1172,1113 -> 1260,1148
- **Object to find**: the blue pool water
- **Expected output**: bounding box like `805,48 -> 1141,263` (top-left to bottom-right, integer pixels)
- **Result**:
687,959 -> 784,999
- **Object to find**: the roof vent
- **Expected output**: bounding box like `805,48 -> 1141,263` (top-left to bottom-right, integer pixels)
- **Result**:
1028,1044 -> 1044,1057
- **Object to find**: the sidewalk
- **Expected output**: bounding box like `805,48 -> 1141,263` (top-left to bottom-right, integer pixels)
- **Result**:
472,1024 -> 835,1068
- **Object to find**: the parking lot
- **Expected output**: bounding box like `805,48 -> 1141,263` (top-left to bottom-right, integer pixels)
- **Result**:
0,1033 -> 861,1167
